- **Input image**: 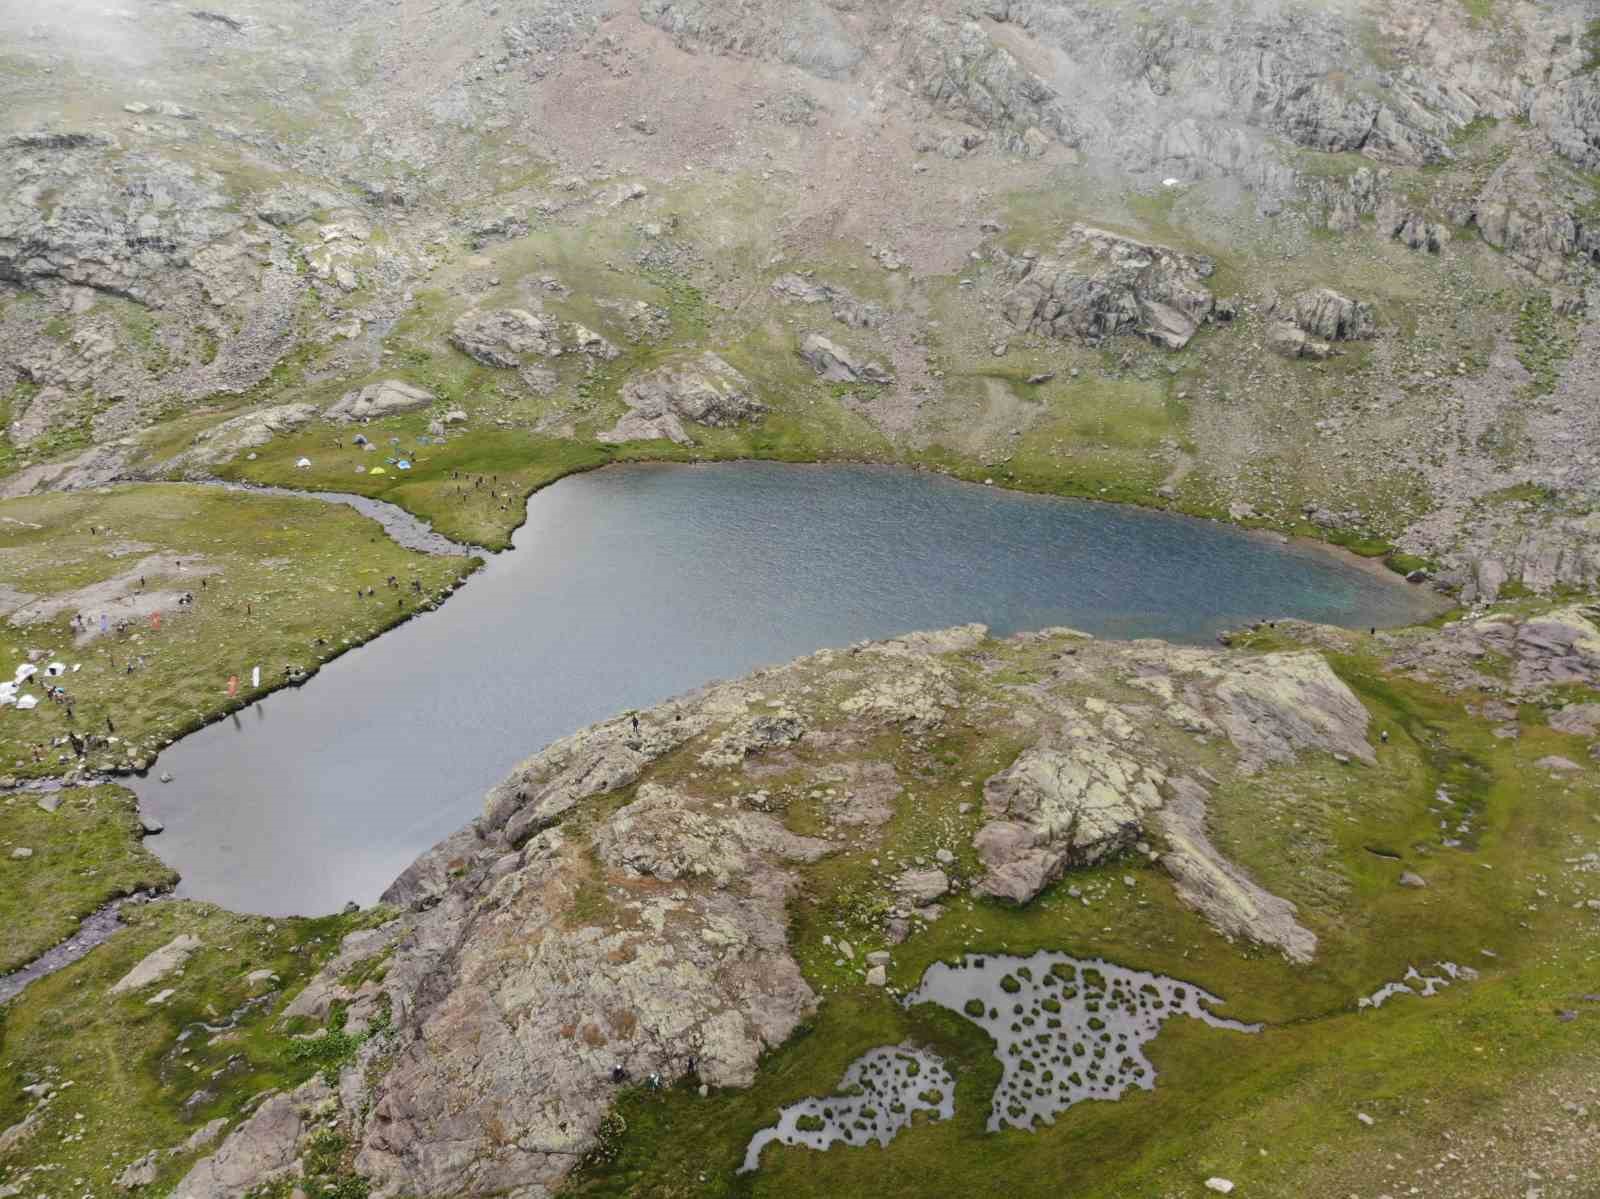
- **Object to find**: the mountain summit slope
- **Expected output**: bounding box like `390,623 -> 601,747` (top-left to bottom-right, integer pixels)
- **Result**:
1,0 -> 1597,583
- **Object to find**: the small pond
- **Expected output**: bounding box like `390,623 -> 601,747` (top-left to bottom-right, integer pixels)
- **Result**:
739,950 -> 1259,1170
134,463 -> 1441,914
906,951 -> 1260,1132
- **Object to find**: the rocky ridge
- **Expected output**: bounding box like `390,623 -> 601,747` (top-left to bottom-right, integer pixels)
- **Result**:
167,620 -> 1403,1196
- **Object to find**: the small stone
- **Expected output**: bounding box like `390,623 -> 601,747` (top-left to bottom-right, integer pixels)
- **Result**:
865,965 -> 887,987
140,814 -> 165,835
935,848 -> 955,865
1357,1111 -> 1375,1126
9,847 -> 32,860
36,796 -> 60,814
865,951 -> 891,966
1205,1179 -> 1235,1194
1398,871 -> 1427,888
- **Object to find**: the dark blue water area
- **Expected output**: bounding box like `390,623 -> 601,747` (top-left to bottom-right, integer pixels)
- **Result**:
136,462 -> 1439,914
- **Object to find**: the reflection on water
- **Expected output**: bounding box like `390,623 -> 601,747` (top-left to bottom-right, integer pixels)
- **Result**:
740,1045 -> 954,1172
906,951 -> 1259,1131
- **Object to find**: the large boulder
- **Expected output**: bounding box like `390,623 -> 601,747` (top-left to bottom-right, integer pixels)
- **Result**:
185,403 -> 318,464
324,380 -> 435,423
1290,288 -> 1376,341
797,332 -> 893,384
973,745 -> 1163,903
1000,226 -> 1218,350
597,353 -> 766,445
109,934 -> 203,995
448,308 -> 561,368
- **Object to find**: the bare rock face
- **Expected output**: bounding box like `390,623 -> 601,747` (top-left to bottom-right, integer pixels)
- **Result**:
1185,649 -> 1375,772
476,702 -> 711,855
770,274 -> 884,329
183,402 -> 318,464
641,0 -> 863,80
0,441 -> 133,500
172,1079 -> 330,1199
974,745 -> 1163,902
898,16 -> 1078,155
324,380 -> 435,423
698,710 -> 805,768
797,332 -> 894,384
1466,155 -> 1600,281
1265,321 -> 1332,360
1265,287 -> 1375,359
896,867 -> 951,905
1391,606 -> 1600,702
448,308 -> 562,368
1000,226 -> 1218,350
597,353 -> 766,445
108,934 -> 202,995
354,793 -> 824,1196
1291,288 -> 1376,342
594,782 -> 834,884
1157,777 -> 1317,964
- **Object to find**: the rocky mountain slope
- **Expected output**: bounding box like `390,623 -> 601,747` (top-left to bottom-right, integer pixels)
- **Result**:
3,5 -> 1600,1196
1,0 -> 1597,586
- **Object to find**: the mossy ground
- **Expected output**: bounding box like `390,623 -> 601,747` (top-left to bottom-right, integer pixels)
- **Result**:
0,785 -> 176,973
0,903 -> 384,1197
568,632 -> 1600,1198
0,485 -> 476,779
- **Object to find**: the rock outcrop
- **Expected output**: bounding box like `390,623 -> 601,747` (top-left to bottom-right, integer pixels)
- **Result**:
183,402 -> 318,464
448,308 -> 562,368
175,623 -> 1384,1198
108,934 -> 202,996
770,274 -> 884,329
1000,226 -> 1219,350
597,353 -> 766,445
1266,288 -> 1376,360
974,745 -> 1163,902
797,333 -> 894,384
325,380 -> 435,423
1291,288 -> 1376,343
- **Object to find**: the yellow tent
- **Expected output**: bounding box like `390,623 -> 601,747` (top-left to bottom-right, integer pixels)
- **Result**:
369,466 -> 387,475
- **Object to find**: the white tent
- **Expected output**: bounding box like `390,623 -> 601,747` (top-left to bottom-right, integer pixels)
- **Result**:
16,694 -> 38,710
13,664 -> 36,684
45,662 -> 66,677
296,457 -> 313,469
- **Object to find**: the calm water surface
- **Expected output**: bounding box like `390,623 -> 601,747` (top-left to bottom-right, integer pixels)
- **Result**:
135,463 -> 1439,914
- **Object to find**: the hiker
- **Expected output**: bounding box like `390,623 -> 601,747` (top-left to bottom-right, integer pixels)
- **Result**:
610,1064 -> 627,1085
1380,729 -> 1389,743
107,716 -> 115,734
631,714 -> 639,733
